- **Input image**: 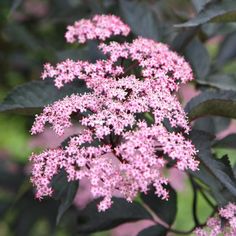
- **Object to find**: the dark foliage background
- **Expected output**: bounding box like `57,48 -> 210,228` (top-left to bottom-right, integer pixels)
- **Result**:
1,0 -> 236,235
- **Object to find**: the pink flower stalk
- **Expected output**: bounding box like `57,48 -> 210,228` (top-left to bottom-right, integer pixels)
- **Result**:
30,14 -> 198,211
65,15 -> 130,43
195,202 -> 236,236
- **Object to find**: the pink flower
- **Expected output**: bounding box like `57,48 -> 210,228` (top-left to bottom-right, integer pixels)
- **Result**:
65,15 -> 130,44
30,14 -> 198,211
195,202 -> 236,236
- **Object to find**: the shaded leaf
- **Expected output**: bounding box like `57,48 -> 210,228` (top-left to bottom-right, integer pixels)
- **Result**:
194,116 -> 230,135
4,23 -> 41,50
171,28 -> 199,52
12,195 -> 59,236
220,155 -> 235,181
176,1 -> 236,27
190,130 -> 236,205
197,74 -> 236,91
137,224 -> 167,236
0,80 -> 89,114
213,134 -> 236,149
141,185 -> 177,225
51,170 -> 79,224
56,42 -> 104,62
191,0 -> 208,13
185,90 -> 236,121
184,38 -> 210,80
77,197 -> 152,233
119,0 -> 160,40
217,31 -> 236,65
56,182 -> 78,224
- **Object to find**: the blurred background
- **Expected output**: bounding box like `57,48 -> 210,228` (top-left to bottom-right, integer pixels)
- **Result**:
1,0 -> 236,235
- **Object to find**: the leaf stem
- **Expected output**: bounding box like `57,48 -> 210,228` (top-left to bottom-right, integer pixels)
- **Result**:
189,175 -> 200,225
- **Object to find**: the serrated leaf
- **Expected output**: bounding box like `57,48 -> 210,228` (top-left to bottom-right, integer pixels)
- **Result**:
216,31 -> 236,65
213,134 -> 236,149
51,170 -> 79,224
185,90 -> 236,121
176,1 -> 236,27
137,225 -> 167,236
220,155 -> 235,180
119,0 -> 160,40
141,185 -> 177,226
77,197 -> 152,233
0,80 -> 89,115
184,38 -> 210,80
190,130 -> 236,205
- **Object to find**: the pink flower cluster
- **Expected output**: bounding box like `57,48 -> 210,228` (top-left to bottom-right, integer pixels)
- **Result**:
195,203 -> 236,236
30,14 -> 198,211
65,15 -> 130,43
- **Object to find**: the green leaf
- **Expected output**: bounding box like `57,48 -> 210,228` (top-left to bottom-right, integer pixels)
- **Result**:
119,0 -> 160,40
141,185 -> 177,226
216,31 -> 236,65
51,170 -> 79,224
184,38 -> 210,80
185,90 -> 236,121
190,130 -> 236,205
197,74 -> 236,91
176,1 -> 236,27
213,134 -> 236,149
137,225 -> 167,236
0,80 -> 89,115
77,197 -> 152,233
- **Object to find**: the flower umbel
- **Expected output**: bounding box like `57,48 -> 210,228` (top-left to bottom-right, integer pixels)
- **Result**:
30,14 -> 198,211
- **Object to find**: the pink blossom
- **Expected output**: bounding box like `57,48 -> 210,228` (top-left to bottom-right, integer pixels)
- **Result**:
195,202 -> 236,236
65,15 -> 130,44
30,14 -> 198,211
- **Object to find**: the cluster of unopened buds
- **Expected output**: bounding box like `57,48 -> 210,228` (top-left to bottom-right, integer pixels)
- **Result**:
30,14 -> 199,211
195,202 -> 236,236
